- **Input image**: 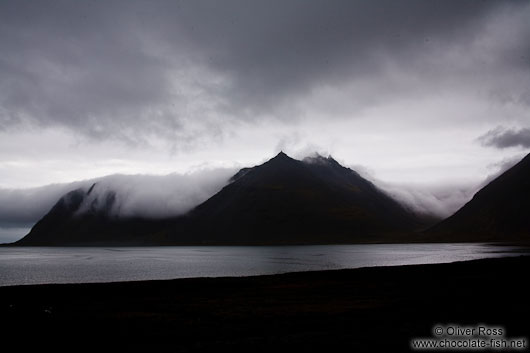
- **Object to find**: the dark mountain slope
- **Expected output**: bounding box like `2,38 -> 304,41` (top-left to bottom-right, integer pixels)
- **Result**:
426,153 -> 530,242
161,152 -> 423,244
14,184 -> 167,246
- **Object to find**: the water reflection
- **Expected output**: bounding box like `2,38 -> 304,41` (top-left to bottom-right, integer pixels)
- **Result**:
0,243 -> 527,286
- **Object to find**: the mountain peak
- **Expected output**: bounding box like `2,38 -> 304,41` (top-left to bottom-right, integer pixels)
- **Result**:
273,150 -> 289,159
183,149 -> 421,244
266,151 -> 296,164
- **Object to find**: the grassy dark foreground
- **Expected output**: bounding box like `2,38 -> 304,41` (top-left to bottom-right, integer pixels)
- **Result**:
1,256 -> 529,352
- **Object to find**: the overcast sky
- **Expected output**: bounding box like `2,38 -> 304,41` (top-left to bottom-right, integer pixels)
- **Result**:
1,0 -> 530,241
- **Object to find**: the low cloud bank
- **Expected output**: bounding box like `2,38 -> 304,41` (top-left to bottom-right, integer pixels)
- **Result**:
77,170 -> 236,219
0,168 -> 236,242
378,182 -> 476,219
366,154 -> 527,219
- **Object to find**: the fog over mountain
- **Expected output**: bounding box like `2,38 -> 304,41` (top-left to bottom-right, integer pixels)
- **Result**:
0,168 -> 235,242
426,152 -> 530,242
1,1 -> 530,241
14,152 -> 428,246
2,152 -> 525,243
375,154 -> 527,219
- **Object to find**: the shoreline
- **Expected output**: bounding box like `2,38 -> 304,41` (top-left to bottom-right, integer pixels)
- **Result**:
1,256 -> 529,351
4,239 -> 530,247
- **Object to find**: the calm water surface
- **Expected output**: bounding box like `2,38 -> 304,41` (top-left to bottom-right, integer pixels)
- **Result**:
0,244 -> 527,286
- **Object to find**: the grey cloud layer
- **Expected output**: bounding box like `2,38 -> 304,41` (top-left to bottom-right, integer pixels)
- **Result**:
1,0 -> 529,146
478,127 -> 530,149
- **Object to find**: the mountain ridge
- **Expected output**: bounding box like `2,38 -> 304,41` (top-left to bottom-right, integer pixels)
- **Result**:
18,151 -> 530,246
14,152 -> 426,246
157,151 -> 424,244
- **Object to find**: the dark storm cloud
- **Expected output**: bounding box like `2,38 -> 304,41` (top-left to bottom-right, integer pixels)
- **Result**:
177,0 -> 512,113
1,0 -> 529,144
478,127 -> 530,149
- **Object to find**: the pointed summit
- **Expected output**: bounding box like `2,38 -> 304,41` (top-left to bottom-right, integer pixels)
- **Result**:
270,150 -> 291,161
262,151 -> 298,169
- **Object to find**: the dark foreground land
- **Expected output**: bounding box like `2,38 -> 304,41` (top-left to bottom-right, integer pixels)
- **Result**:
1,256 -> 529,352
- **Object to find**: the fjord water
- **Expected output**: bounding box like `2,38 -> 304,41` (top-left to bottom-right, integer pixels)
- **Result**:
0,244 -> 527,287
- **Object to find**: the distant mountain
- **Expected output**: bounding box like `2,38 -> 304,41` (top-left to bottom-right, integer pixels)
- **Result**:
14,152 -> 425,246
156,152 -> 424,244
426,153 -> 530,242
14,183 -> 168,246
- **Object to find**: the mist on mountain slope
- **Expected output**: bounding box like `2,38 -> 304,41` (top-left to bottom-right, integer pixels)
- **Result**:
0,168 -> 236,242
1,153 -> 520,243
345,155 -> 524,219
